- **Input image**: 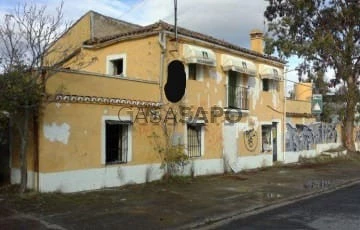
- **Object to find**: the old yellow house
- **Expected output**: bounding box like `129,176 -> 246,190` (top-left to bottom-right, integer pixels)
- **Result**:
10,11 -> 300,192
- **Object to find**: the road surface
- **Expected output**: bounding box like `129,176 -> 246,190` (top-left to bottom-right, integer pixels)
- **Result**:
219,183 -> 360,230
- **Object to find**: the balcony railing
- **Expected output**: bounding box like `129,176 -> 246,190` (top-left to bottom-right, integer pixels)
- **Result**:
227,85 -> 249,110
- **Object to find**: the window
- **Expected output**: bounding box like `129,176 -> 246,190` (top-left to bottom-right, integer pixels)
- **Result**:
187,64 -> 205,81
187,123 -> 203,158
262,79 -> 279,92
105,120 -> 130,164
106,54 -> 126,77
188,63 -> 197,80
261,125 -> 272,152
227,71 -> 248,110
263,79 -> 270,91
111,59 -> 123,75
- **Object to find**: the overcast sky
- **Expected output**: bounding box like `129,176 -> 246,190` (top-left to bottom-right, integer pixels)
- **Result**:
0,0 -> 312,91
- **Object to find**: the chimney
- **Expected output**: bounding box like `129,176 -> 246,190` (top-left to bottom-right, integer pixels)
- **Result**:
250,29 -> 264,54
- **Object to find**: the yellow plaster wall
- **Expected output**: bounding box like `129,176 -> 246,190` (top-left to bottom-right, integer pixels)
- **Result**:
45,13 -> 91,66
38,34 -> 286,173
46,71 -> 160,102
163,40 -> 284,158
38,68 -> 163,172
238,70 -> 284,157
286,99 -> 312,114
285,99 -> 315,125
164,42 -> 227,160
38,103 -> 164,173
66,36 -> 162,82
286,117 -> 316,125
295,83 -> 312,101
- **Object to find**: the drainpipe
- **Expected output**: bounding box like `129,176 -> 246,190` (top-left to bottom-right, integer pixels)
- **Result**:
34,115 -> 40,192
159,31 -> 167,103
174,0 -> 178,50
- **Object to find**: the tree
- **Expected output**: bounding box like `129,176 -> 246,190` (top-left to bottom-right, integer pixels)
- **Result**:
264,0 -> 360,151
0,2 -> 66,192
148,107 -> 189,180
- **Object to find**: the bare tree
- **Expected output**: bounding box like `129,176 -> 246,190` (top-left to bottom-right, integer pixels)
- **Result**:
0,1 -> 67,193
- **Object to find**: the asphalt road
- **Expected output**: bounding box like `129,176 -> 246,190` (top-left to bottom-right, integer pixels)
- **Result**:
219,183 -> 360,230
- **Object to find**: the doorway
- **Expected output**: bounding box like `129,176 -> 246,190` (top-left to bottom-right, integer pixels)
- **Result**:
223,123 -> 238,172
272,122 -> 278,162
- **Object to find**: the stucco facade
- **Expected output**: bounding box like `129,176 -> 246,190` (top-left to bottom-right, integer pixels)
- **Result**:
12,11 -> 334,193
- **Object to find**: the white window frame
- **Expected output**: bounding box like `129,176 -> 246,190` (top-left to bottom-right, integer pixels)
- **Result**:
184,121 -> 205,157
185,63 -> 204,81
106,54 -> 127,77
101,115 -> 132,165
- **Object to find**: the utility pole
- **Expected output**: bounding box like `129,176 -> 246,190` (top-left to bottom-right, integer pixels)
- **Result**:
174,0 -> 178,47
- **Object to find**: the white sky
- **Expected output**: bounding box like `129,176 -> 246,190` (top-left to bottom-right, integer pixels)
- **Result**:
0,0 -> 335,93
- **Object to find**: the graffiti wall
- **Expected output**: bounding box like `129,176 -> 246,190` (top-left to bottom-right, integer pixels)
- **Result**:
286,123 -> 338,152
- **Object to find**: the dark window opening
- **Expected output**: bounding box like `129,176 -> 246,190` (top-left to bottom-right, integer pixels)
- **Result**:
187,124 -> 202,158
263,79 -> 270,91
111,59 -> 123,75
227,71 -> 249,110
262,125 -> 272,152
105,120 -> 129,164
188,63 -> 197,80
228,71 -> 238,108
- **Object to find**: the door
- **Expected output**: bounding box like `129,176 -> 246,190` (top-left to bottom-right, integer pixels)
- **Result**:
223,123 -> 238,172
272,122 -> 277,162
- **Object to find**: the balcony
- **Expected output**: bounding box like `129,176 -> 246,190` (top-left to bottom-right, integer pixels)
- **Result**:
227,85 -> 249,110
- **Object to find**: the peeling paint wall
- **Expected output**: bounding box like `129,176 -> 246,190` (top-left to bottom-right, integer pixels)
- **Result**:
248,77 -> 260,110
16,29 -> 290,192
43,122 -> 71,145
44,13 -> 91,65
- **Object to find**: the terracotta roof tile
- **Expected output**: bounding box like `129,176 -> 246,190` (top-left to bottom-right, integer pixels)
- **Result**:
84,21 -> 285,64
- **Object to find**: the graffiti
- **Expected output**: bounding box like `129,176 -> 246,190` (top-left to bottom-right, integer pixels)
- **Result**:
286,123 -> 337,152
244,129 -> 258,152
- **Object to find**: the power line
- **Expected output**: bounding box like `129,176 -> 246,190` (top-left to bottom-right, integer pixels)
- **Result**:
284,78 -> 313,88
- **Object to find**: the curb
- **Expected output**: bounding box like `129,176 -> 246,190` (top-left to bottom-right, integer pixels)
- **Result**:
177,178 -> 360,230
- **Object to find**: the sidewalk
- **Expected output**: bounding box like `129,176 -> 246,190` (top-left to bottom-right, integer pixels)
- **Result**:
1,154 -> 360,230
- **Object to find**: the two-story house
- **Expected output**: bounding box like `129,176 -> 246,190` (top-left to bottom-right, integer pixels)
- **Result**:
10,11 -> 286,193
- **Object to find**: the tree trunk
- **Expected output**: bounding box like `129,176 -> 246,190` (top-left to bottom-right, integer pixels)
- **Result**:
343,81 -> 357,152
19,108 -> 30,193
